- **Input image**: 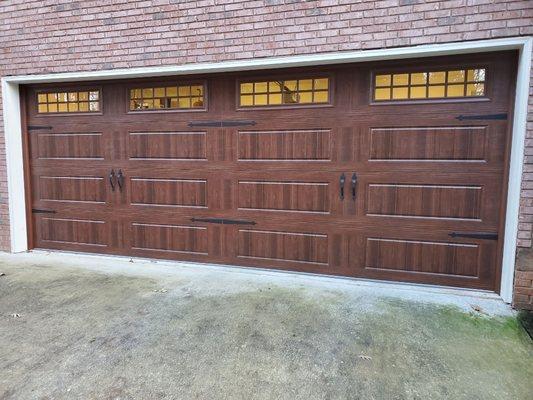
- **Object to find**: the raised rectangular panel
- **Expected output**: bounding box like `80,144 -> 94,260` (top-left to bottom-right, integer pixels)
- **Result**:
129,131 -> 207,160
367,184 -> 482,220
238,181 -> 330,213
37,133 -> 103,159
41,218 -> 107,246
130,178 -> 207,207
132,223 -> 208,255
365,238 -> 479,277
238,129 -> 331,160
369,126 -> 486,161
238,229 -> 328,264
39,176 -> 106,203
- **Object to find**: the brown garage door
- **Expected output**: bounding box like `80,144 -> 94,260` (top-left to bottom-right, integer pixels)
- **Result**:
25,51 -> 516,291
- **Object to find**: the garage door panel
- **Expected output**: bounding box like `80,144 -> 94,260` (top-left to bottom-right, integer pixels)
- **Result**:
364,237 -> 480,277
366,183 -> 482,220
129,178 -> 208,208
131,223 -> 208,255
38,176 -> 107,204
237,180 -> 331,214
35,132 -> 105,160
237,229 -> 329,265
358,173 -> 501,228
369,126 -> 487,162
238,129 -> 332,161
128,131 -> 207,161
36,216 -> 110,249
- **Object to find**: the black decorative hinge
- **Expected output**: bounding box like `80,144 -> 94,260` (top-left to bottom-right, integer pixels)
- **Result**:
188,120 -> 256,127
32,208 -> 56,214
455,113 -> 507,121
191,217 -> 256,225
449,232 -> 498,240
28,125 -> 53,130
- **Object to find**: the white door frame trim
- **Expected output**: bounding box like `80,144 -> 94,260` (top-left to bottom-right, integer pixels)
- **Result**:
3,36 -> 531,302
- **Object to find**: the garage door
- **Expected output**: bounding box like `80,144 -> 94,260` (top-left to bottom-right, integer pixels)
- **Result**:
25,52 -> 516,291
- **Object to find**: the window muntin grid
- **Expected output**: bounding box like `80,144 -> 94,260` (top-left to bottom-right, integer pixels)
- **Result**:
37,90 -> 100,113
129,84 -> 205,111
239,77 -> 329,107
373,68 -> 486,101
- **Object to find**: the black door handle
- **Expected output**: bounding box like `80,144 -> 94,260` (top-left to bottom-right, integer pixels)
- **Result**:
351,173 -> 357,200
117,169 -> 125,191
109,169 -> 116,191
339,173 -> 346,200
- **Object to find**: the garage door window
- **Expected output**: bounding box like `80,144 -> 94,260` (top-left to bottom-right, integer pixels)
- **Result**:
239,77 -> 329,107
37,90 -> 100,113
373,68 -> 485,101
129,84 -> 205,111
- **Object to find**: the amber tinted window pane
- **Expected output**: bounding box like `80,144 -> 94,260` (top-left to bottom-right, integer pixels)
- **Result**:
68,102 -> 79,112
192,97 -> 203,107
428,85 -> 445,98
254,82 -> 268,93
393,74 -> 409,86
48,103 -> 58,112
411,73 -> 427,85
410,86 -> 426,99
38,104 -> 48,113
284,80 -> 298,91
447,70 -> 465,83
47,93 -> 57,102
269,93 -> 282,104
241,83 -> 254,94
299,79 -> 313,91
429,71 -> 446,84
254,94 -> 268,105
240,95 -> 253,106
38,93 -> 47,103
374,88 -> 391,100
79,92 -> 89,101
142,88 -> 153,98
68,92 -> 78,102
79,102 -> 89,112
314,91 -> 328,103
447,84 -> 465,97
57,103 -> 68,112
178,86 -> 190,96
58,93 -> 68,102
166,87 -> 178,97
299,92 -> 313,103
466,83 -> 484,96
392,87 -> 408,99
268,81 -> 282,93
467,69 -> 485,82
375,75 -> 391,87
154,87 -> 165,98
191,85 -> 203,96
314,78 -> 329,90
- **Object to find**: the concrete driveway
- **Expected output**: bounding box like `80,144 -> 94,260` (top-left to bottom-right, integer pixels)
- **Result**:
0,252 -> 531,400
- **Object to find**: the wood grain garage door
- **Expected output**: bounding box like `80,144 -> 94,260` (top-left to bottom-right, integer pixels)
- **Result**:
25,51 -> 516,291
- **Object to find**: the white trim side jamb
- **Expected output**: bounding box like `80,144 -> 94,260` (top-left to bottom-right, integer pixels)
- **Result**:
2,36 -> 531,302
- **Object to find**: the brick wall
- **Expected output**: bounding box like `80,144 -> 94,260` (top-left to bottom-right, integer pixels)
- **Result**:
514,248 -> 533,309
0,0 -> 531,299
